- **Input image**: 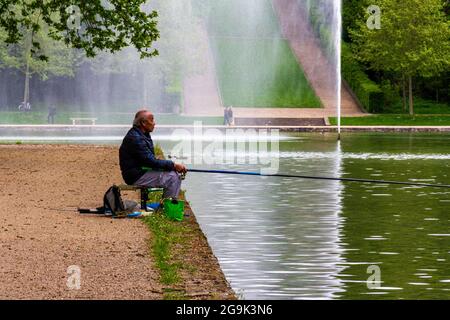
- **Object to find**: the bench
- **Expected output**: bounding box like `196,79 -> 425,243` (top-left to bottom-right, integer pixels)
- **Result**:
118,184 -> 164,212
70,117 -> 98,125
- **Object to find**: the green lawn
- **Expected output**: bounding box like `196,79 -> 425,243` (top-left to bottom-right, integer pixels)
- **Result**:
211,38 -> 322,108
330,115 -> 450,126
208,0 -> 322,108
384,99 -> 450,114
0,112 -> 223,125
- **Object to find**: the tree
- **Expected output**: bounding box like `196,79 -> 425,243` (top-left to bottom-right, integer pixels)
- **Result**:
350,0 -> 450,114
342,0 -> 367,41
0,0 -> 159,60
0,18 -> 78,108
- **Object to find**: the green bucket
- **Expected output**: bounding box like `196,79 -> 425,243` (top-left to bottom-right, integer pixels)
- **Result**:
163,198 -> 185,221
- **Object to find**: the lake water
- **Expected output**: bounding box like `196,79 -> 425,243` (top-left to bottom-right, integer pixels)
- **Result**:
3,129 -> 449,299
163,132 -> 450,300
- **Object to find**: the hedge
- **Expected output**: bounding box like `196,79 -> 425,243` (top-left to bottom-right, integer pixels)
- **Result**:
341,42 -> 384,113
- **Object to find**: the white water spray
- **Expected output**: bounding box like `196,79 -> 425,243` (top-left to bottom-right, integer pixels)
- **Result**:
334,0 -> 342,140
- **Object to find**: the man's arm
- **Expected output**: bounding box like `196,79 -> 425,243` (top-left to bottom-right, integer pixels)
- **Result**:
129,136 -> 175,171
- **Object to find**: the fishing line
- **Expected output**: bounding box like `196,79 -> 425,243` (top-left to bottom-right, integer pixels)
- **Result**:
187,169 -> 450,189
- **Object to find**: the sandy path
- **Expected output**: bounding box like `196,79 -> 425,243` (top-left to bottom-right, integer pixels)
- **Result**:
0,145 -> 163,299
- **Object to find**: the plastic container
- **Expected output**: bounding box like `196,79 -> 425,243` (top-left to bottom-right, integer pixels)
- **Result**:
147,202 -> 161,211
163,198 -> 185,221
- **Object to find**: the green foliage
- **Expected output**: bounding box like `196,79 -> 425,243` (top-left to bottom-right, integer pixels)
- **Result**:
350,0 -> 450,78
380,79 -> 401,110
0,21 -> 78,79
0,0 -> 159,59
342,42 -> 383,112
342,0 -> 368,41
417,73 -> 450,104
349,0 -> 450,114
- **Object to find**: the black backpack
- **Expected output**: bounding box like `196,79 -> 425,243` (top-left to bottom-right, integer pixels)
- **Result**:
78,185 -> 137,217
103,185 -> 125,215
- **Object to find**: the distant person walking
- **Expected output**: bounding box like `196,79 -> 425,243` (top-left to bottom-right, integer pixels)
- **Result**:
223,106 -> 234,126
47,105 -> 57,124
223,107 -> 228,125
228,106 -> 234,126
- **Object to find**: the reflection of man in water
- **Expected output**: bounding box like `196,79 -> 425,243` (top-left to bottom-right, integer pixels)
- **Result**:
47,105 -> 57,124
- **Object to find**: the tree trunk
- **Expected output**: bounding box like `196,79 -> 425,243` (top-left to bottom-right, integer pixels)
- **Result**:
23,59 -> 30,108
402,75 -> 407,111
22,30 -> 33,111
408,76 -> 414,115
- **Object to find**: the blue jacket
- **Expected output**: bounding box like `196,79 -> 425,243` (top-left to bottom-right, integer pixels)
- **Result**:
119,126 -> 175,184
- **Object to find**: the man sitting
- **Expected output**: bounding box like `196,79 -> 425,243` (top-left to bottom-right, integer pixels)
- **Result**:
119,109 -> 187,199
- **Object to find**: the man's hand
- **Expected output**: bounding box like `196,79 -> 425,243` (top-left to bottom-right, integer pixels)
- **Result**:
174,163 -> 187,174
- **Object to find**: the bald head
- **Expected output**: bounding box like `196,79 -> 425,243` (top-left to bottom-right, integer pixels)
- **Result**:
133,109 -> 155,133
133,109 -> 149,126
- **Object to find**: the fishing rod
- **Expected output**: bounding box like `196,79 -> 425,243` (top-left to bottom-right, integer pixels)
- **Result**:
187,168 -> 450,189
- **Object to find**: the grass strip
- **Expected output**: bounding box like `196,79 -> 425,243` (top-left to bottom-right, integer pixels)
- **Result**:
143,145 -> 189,300
143,213 -> 186,286
329,115 -> 450,126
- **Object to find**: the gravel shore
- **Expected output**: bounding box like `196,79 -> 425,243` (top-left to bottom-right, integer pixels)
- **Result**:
0,144 -> 233,299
